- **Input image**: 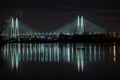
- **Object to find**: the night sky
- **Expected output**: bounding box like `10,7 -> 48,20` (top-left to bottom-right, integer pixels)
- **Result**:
0,0 -> 120,32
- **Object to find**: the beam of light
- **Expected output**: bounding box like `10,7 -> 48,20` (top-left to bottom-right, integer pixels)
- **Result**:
98,45 -> 101,61
49,44 -> 52,62
113,43 -> 116,62
41,44 -> 44,62
16,18 -> 19,36
6,44 -> 10,60
38,43 -> 41,61
27,44 -> 29,61
77,15 -> 80,34
53,44 -> 57,62
18,43 -> 21,61
22,43 -> 25,61
56,44 -> 60,62
80,49 -> 84,72
77,15 -> 80,26
34,43 -> 37,61
62,45 -> 64,61
89,44 -> 92,62
3,44 -> 6,59
11,52 -> 14,70
45,44 -> 48,62
81,15 -> 84,34
11,17 -> 14,37
30,43 -> 32,61
71,43 -> 74,62
14,18 -> 16,38
94,45 -> 97,61
76,45 -> 80,71
15,50 -> 19,70
102,45 -> 105,61
67,44 -> 70,62
9,43 -> 19,70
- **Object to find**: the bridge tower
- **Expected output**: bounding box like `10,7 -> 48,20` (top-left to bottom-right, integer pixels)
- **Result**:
10,17 -> 19,38
76,15 -> 84,35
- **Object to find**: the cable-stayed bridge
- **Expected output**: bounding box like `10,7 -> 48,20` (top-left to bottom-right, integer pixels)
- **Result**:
1,15 -> 106,37
2,15 -> 119,43
54,15 -> 106,34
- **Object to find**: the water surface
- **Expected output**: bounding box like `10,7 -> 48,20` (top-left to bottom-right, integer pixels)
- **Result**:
1,43 -> 120,80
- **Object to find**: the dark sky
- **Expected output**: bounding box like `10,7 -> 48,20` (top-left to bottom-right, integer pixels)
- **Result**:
0,0 -> 120,32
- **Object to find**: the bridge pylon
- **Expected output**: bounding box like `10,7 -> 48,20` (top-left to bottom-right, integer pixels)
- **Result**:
10,17 -> 19,38
76,15 -> 84,35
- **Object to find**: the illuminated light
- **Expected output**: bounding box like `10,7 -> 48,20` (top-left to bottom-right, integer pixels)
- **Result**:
38,33 -> 41,35
7,44 -> 10,60
76,50 -> 80,71
41,44 -> 45,61
15,53 -> 19,70
67,44 -> 70,62
102,46 -> 105,61
23,43 -> 25,61
14,44 -> 18,69
45,46 -> 48,62
77,15 -> 80,34
63,46 -> 66,61
16,18 -> 19,36
38,44 -> 41,61
34,33 -> 37,35
49,44 -> 52,61
113,43 -> 116,62
76,44 -> 80,71
67,33 -> 70,35
77,15 -> 80,26
80,45 -> 84,72
77,59 -> 80,71
3,44 -> 6,59
53,45 -> 56,62
1,14 -> 106,38
11,53 -> 14,70
11,17 -> 14,37
94,45 -> 96,61
34,44 -> 37,61
71,43 -> 74,62
57,45 -> 60,62
81,15 -> 84,34
51,45 -> 54,61
23,33 -> 25,36
27,33 -> 29,35
81,57 -> 84,72
30,43 -> 32,61
89,44 -> 92,62
27,44 -> 29,61
98,45 -> 101,61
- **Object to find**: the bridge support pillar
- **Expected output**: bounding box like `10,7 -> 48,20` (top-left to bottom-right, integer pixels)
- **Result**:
11,17 -> 19,38
76,15 -> 84,35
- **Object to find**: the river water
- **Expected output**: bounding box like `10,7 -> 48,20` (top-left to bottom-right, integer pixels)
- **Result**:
0,43 -> 120,80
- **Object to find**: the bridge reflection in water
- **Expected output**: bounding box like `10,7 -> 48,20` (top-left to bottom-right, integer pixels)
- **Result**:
1,43 -> 119,72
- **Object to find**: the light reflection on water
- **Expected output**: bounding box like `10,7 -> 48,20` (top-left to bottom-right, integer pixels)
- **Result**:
1,43 -> 120,72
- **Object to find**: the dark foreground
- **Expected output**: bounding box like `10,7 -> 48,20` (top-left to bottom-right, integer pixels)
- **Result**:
0,59 -> 120,80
